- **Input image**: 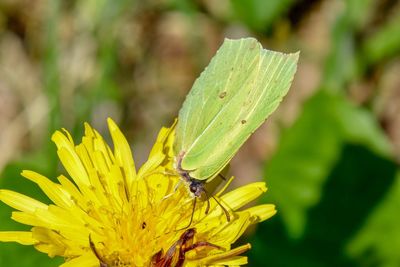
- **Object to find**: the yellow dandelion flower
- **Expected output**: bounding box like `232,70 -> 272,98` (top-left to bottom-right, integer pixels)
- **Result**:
0,119 -> 276,267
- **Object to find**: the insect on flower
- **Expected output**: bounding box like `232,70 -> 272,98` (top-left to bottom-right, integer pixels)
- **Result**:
0,39 -> 283,267
89,236 -> 109,267
0,118 -> 276,266
151,228 -> 223,267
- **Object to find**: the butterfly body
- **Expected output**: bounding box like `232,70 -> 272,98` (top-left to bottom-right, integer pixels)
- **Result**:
176,151 -> 204,197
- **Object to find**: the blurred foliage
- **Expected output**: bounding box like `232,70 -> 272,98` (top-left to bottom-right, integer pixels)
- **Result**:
251,144 -> 398,267
263,89 -> 391,239
231,0 -> 294,31
0,0 -> 399,266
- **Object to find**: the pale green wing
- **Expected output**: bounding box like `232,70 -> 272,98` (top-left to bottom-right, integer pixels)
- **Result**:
174,38 -> 260,156
175,38 -> 299,181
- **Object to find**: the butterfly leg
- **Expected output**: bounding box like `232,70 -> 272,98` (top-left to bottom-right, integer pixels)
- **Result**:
162,180 -> 183,200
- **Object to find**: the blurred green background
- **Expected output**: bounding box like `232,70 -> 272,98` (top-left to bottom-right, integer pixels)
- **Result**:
0,0 -> 400,266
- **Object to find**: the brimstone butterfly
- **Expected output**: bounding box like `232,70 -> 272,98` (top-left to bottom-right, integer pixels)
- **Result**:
174,37 -> 299,209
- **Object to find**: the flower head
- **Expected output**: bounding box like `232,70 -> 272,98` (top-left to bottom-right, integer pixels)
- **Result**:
0,119 -> 276,266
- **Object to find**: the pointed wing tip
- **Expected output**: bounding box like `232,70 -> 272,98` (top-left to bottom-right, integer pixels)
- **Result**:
290,51 -> 301,62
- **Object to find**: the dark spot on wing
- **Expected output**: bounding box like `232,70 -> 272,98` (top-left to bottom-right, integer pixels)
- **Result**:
142,222 -> 147,229
241,119 -> 247,124
219,92 -> 227,99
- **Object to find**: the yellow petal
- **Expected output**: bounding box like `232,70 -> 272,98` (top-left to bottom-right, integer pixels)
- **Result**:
56,175 -> 87,210
0,189 -> 47,213
213,256 -> 248,266
0,231 -> 36,245
108,118 -> 137,186
32,227 -> 68,257
138,125 -> 175,177
52,131 -> 90,186
33,206 -> 89,242
209,212 -> 252,244
137,152 -> 165,178
198,244 -> 251,265
93,128 -> 115,168
75,143 -> 94,176
245,204 -> 277,222
11,211 -> 46,227
59,252 -> 99,267
149,126 -> 173,158
221,182 -> 267,210
21,170 -> 73,209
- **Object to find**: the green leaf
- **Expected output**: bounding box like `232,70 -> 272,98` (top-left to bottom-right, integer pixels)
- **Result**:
0,153 -> 61,266
251,144 -> 397,267
231,0 -> 294,31
264,89 -> 391,238
347,172 -> 400,267
264,90 -> 343,238
334,95 -> 391,157
363,13 -> 400,65
0,243 -> 63,267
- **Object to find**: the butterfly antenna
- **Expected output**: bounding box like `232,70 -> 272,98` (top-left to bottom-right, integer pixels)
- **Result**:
162,180 -> 182,200
176,197 -> 197,231
211,195 -> 231,222
218,173 -> 227,181
203,190 -> 211,215
189,197 -> 197,228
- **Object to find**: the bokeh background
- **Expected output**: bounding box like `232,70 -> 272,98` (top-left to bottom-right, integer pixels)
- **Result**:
1,0 -> 400,266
